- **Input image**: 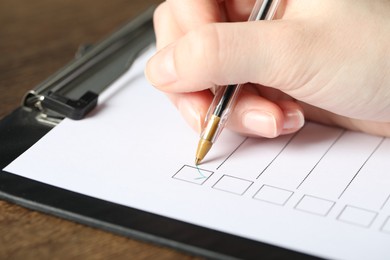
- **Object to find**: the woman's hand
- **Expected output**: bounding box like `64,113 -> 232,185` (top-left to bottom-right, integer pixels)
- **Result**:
146,0 -> 390,137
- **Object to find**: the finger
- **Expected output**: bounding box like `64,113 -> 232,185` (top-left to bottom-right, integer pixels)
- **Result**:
166,0 -> 262,31
165,85 -> 305,138
165,91 -> 214,133
223,0 -> 256,21
153,3 -> 183,50
227,86 -> 304,137
146,20 -> 313,93
153,4 -> 212,134
166,0 -> 222,31
277,100 -> 306,135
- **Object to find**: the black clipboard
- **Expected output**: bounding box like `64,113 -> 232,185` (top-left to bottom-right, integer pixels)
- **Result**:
0,8 -> 318,260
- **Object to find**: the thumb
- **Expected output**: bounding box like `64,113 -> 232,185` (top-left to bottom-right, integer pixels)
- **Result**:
146,20 -> 311,93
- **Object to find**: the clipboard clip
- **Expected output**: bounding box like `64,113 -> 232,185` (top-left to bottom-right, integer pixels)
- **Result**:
41,91 -> 98,120
22,7 -> 155,124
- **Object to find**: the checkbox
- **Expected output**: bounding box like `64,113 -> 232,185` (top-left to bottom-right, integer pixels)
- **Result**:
337,205 -> 377,228
173,165 -> 213,185
381,216 -> 390,234
253,185 -> 293,206
212,175 -> 253,195
295,195 -> 335,216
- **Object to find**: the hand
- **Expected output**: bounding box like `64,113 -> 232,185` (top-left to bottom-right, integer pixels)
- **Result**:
145,0 -> 390,137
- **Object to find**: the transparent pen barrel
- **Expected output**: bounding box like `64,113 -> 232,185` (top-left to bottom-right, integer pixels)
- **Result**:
249,0 -> 281,21
201,84 -> 243,143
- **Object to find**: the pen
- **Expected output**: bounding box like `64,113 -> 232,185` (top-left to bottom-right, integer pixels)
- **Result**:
195,0 -> 281,165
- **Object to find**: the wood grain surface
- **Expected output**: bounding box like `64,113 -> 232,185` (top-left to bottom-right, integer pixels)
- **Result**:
0,1 -> 201,259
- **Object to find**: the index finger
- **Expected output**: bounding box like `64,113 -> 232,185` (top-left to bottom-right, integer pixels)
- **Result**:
166,0 -> 256,32
166,0 -> 221,32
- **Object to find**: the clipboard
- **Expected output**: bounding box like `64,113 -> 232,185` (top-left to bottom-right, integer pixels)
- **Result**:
0,8 -> 316,260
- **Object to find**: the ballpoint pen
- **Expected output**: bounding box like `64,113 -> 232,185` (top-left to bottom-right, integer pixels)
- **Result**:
195,0 -> 281,165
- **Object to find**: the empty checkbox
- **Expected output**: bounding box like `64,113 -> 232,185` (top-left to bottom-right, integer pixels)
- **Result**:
212,175 -> 253,195
381,216 -> 390,234
253,185 -> 293,206
295,195 -> 335,216
337,205 -> 377,228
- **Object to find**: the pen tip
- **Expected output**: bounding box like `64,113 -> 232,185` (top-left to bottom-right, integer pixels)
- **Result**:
195,158 -> 201,165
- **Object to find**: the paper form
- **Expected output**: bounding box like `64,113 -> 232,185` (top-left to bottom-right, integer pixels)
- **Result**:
4,47 -> 390,260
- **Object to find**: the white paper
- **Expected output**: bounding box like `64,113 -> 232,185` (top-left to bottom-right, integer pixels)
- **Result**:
4,47 -> 390,259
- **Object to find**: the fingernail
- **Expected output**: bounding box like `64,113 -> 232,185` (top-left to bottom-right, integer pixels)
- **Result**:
146,45 -> 177,86
282,109 -> 305,133
242,111 -> 278,138
178,99 -> 202,133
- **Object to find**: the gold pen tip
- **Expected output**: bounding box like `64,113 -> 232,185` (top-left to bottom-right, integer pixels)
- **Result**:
195,139 -> 213,166
195,158 -> 201,165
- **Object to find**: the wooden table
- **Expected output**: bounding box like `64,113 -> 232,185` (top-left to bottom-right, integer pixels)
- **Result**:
0,1 -> 200,259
